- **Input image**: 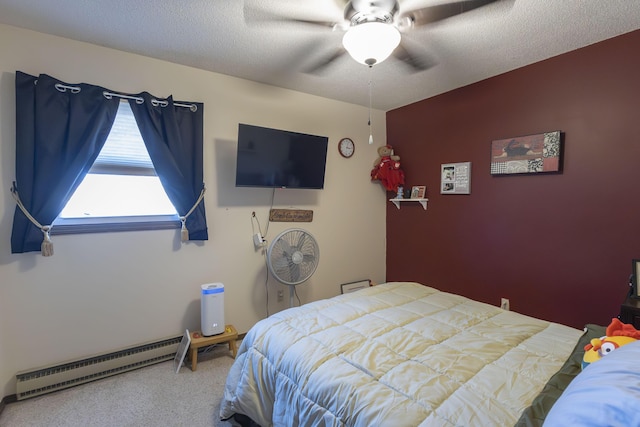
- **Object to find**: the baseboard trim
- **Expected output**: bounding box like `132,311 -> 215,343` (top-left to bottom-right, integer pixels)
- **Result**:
1,394 -> 17,416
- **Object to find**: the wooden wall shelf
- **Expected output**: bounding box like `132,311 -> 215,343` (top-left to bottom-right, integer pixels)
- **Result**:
389,198 -> 428,210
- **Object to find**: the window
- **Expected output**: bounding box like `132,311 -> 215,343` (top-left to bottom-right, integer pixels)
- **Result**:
12,72 -> 207,254
52,101 -> 179,234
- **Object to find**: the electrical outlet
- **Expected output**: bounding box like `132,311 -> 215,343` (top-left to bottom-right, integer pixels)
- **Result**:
277,290 -> 284,302
500,298 -> 510,311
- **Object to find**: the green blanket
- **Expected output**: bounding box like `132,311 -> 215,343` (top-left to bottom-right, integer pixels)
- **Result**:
514,324 -> 606,427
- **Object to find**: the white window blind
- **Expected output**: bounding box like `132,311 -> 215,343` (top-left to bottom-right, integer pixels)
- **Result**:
55,100 -> 178,226
90,101 -> 156,176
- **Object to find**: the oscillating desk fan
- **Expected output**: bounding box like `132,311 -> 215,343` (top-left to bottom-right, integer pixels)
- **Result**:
266,228 -> 319,307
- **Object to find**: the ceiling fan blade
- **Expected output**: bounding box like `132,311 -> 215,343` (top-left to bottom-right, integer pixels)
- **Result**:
392,42 -> 436,73
399,0 -> 502,27
303,47 -> 346,75
332,0 -> 349,9
243,4 -> 340,29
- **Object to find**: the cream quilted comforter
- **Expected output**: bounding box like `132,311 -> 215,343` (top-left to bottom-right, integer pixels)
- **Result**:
220,282 -> 582,426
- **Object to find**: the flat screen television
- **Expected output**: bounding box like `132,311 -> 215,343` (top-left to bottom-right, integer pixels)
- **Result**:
235,123 -> 328,189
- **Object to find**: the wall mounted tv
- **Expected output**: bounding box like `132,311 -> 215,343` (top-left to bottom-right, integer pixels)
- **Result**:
235,123 -> 328,189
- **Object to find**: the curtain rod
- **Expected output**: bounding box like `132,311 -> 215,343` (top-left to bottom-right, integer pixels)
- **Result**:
52,83 -> 198,112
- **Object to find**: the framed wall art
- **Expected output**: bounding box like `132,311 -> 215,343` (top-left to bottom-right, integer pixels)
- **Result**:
490,131 -> 562,175
441,162 -> 471,194
340,280 -> 370,294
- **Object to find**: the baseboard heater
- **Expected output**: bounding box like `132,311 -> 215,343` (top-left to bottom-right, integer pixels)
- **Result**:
16,335 -> 182,400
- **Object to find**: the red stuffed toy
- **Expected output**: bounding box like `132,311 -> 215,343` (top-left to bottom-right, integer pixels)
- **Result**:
371,145 -> 405,192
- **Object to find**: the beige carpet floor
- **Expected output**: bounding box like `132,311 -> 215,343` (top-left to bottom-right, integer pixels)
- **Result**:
0,344 -> 238,427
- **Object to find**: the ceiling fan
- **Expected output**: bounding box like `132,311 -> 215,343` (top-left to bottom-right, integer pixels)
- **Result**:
244,0 -> 506,73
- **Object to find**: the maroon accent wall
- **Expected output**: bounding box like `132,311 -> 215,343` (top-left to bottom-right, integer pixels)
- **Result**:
385,30 -> 640,329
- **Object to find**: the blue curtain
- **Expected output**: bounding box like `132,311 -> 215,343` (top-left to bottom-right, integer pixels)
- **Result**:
128,93 -> 208,240
11,72 -> 208,254
11,72 -> 120,253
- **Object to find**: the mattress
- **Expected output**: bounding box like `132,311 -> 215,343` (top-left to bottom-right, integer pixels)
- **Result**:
220,282 -> 583,426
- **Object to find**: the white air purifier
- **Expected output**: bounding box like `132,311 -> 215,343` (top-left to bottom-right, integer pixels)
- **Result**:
201,283 -> 225,336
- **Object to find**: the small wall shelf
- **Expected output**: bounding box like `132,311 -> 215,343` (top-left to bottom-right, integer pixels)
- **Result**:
389,198 -> 428,210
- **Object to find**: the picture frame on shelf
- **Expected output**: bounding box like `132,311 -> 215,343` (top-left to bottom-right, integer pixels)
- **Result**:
411,186 -> 426,199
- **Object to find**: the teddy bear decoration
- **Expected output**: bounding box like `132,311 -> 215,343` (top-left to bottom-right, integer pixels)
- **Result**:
371,144 -> 405,192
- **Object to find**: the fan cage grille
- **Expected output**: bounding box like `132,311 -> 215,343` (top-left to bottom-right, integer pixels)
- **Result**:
267,228 -> 319,286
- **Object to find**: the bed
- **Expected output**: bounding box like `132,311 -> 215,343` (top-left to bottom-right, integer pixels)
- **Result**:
219,282 -> 614,426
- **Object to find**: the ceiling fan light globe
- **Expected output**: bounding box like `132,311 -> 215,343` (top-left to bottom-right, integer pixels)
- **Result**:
342,22 -> 401,66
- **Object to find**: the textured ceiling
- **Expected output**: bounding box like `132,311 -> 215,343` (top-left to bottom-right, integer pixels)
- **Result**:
0,0 -> 639,111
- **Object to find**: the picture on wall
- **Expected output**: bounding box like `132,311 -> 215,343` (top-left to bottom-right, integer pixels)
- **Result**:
490,131 -> 562,175
441,162 -> 471,194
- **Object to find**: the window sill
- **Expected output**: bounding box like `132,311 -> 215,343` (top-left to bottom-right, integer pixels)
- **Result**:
51,215 -> 180,235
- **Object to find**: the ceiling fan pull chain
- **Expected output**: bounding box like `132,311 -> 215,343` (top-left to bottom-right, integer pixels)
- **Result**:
368,66 -> 373,144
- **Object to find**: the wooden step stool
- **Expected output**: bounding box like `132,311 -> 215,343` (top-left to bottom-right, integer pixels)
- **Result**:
188,325 -> 238,371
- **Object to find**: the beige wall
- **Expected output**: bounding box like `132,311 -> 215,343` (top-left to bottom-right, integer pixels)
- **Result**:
0,24 -> 387,397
